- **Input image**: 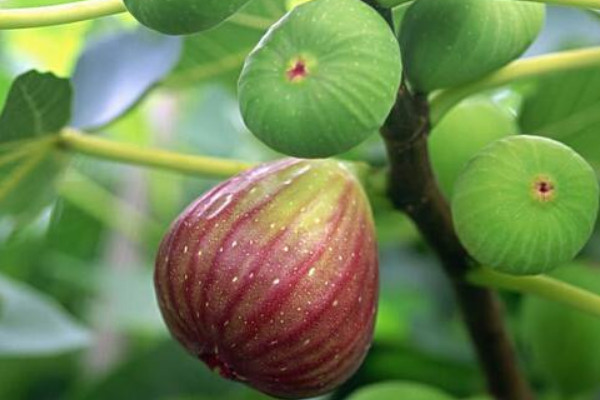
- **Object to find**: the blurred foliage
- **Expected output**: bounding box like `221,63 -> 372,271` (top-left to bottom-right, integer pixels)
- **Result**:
0,2 -> 599,400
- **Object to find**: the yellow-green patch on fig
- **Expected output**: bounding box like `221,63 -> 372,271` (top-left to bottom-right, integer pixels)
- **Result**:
452,135 -> 599,275
124,0 -> 253,35
400,0 -> 545,92
238,0 -> 402,158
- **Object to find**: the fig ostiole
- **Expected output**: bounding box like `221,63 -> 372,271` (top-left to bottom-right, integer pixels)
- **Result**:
155,158 -> 379,399
238,0 -> 402,158
400,0 -> 545,92
124,0 -> 253,35
452,135 -> 599,275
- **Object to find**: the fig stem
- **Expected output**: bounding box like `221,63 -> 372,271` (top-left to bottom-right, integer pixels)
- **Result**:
468,267 -> 600,319
378,79 -> 534,397
57,129 -> 254,179
0,0 -> 126,30
430,46 -> 600,125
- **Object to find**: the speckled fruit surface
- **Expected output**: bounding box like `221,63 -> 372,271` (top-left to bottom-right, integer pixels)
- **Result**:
154,158 -> 379,398
452,135 -> 599,275
238,0 -> 402,158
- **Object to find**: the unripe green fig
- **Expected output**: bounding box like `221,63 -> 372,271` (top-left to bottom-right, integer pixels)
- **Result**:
238,0 -> 402,158
347,381 -> 455,400
400,0 -> 545,92
521,263 -> 600,396
155,158 -> 379,398
123,0 -> 252,35
452,135 -> 599,275
429,97 -> 518,197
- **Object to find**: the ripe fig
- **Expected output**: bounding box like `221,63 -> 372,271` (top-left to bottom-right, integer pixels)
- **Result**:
452,135 -> 599,275
521,263 -> 600,396
400,0 -> 545,92
238,0 -> 402,158
429,97 -> 518,197
123,0 -> 252,35
154,158 -> 379,398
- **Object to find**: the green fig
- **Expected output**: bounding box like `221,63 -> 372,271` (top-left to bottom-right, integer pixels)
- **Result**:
155,158 -> 379,398
123,0 -> 252,35
347,381 -> 455,400
521,263 -> 600,396
429,97 -> 519,197
400,0 -> 545,92
238,0 -> 402,158
452,135 -> 599,275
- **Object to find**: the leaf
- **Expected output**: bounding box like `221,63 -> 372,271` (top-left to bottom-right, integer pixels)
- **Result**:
0,71 -> 71,142
164,0 -> 288,88
0,273 -> 91,356
0,70 -> 72,222
519,67 -> 600,170
70,28 -> 182,130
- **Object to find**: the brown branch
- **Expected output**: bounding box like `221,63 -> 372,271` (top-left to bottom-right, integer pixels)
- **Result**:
380,83 -> 534,400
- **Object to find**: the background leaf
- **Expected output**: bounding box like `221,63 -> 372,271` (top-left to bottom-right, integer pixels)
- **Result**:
0,273 -> 91,356
70,28 -> 182,130
0,71 -> 72,222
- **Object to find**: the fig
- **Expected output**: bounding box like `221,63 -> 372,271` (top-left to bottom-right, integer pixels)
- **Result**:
347,381 -> 455,400
238,0 -> 402,158
400,0 -> 545,92
123,0 -> 252,35
429,97 -> 518,197
154,158 -> 379,398
452,135 -> 599,275
521,263 -> 600,396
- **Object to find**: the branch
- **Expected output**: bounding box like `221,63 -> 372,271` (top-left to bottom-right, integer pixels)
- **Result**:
57,129 -> 254,179
469,267 -> 600,318
429,46 -> 600,124
0,0 -> 126,30
380,83 -> 534,399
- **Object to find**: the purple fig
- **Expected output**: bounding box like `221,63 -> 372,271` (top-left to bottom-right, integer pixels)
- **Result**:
154,158 -> 379,398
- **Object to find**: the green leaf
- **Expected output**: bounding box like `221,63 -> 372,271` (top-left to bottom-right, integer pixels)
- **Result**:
519,67 -> 600,170
0,70 -> 72,222
0,273 -> 91,356
0,70 -> 71,142
164,0 -> 287,88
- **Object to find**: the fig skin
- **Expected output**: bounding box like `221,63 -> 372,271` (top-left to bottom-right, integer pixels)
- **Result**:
124,0 -> 252,35
154,158 -> 379,399
400,0 -> 545,92
452,135 -> 599,275
429,97 -> 518,197
238,0 -> 402,158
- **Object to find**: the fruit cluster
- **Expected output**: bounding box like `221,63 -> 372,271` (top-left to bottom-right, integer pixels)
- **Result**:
137,0 -> 600,397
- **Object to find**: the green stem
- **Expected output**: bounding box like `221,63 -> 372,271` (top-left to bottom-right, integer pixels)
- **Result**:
523,0 -> 600,8
468,267 -> 600,318
429,46 -> 600,125
58,129 -> 254,179
0,0 -> 126,30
